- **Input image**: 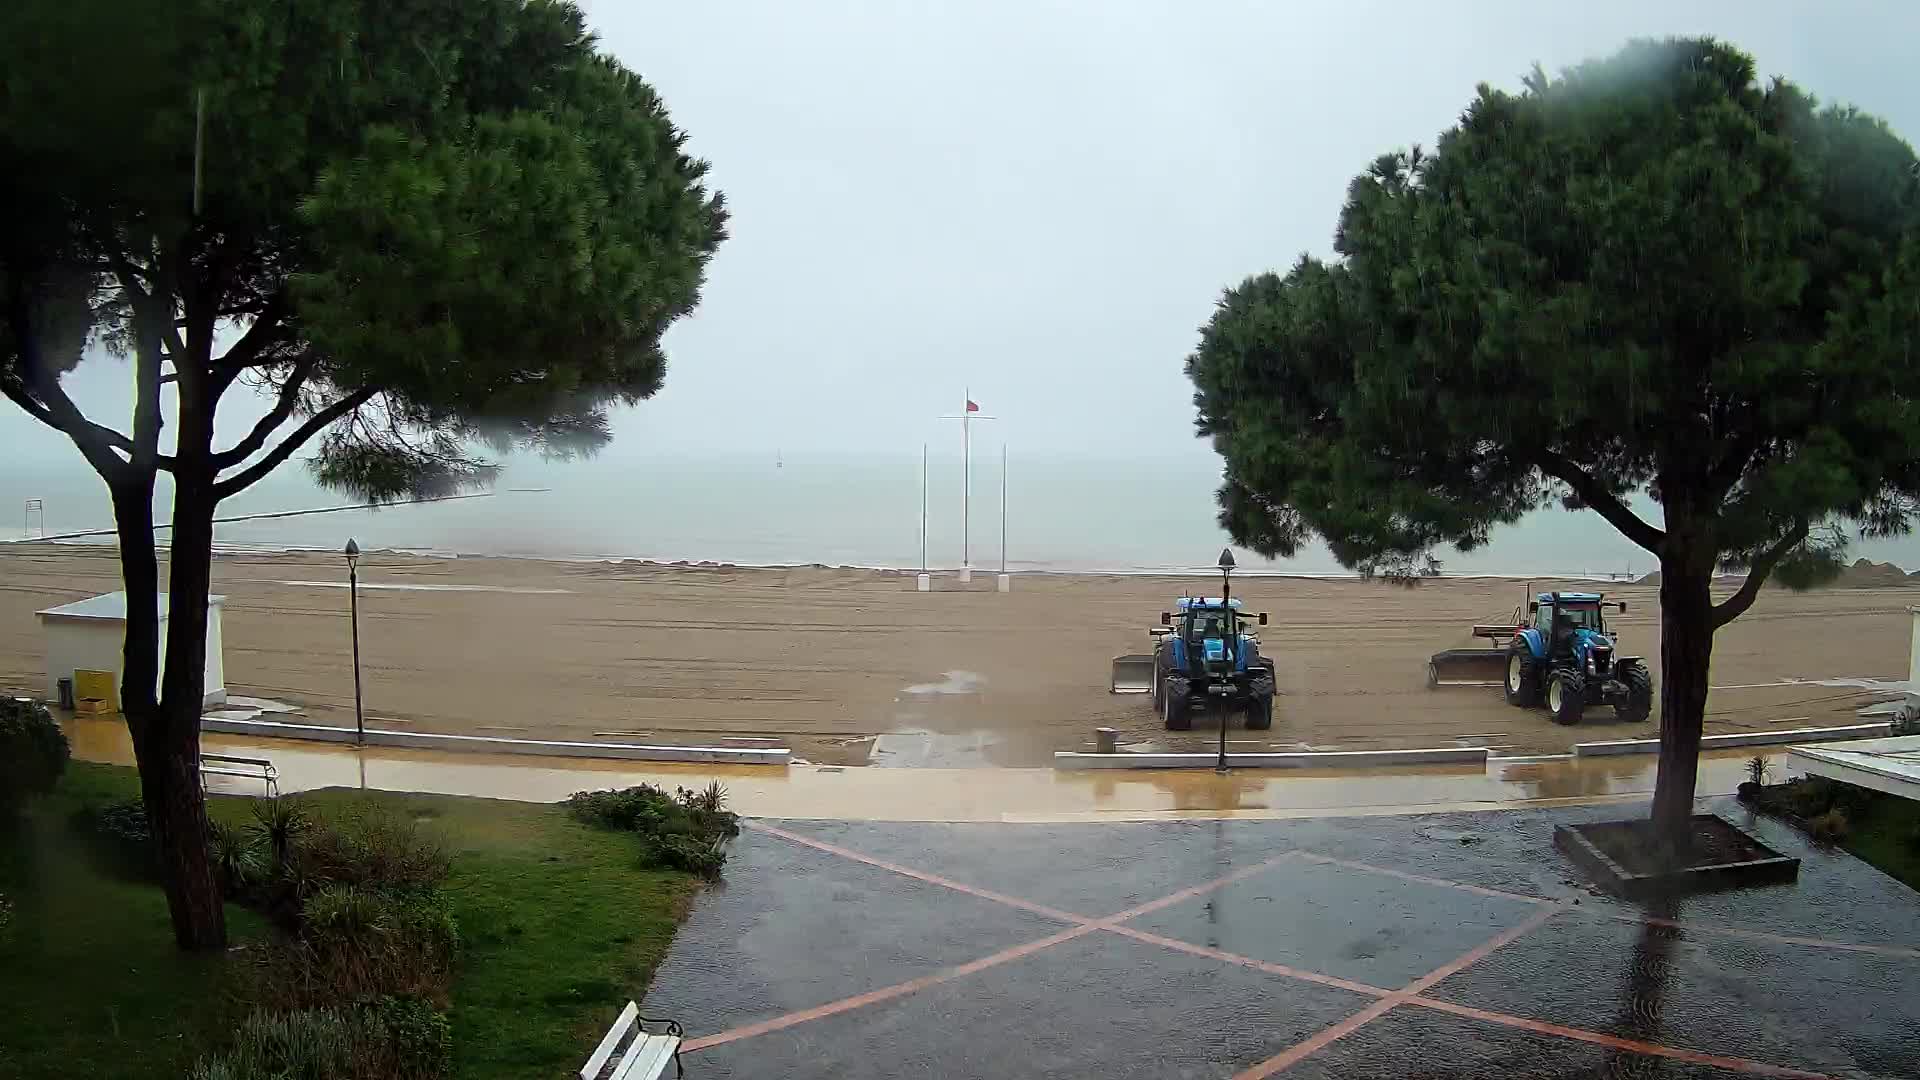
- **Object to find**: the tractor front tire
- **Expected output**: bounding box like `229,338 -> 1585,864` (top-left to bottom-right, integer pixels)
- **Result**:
1163,677 -> 1192,731
1246,668 -> 1275,730
1152,647 -> 1169,713
1245,695 -> 1273,731
1505,643 -> 1542,707
1547,670 -> 1585,726
1617,664 -> 1653,724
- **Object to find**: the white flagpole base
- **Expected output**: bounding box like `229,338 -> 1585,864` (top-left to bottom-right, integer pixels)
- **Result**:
996,573 -> 1011,593
958,567 -> 972,584
916,573 -> 932,592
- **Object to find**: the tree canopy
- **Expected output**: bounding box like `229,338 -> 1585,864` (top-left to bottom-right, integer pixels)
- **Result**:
3,0 -> 727,500
0,0 -> 726,948
1187,37 -> 1920,832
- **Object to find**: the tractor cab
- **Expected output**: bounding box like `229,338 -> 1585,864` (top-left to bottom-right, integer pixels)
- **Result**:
1532,592 -> 1613,659
1167,597 -> 1264,676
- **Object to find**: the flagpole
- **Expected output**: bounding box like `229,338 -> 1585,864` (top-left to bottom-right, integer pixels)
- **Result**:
1000,443 -> 1007,575
962,387 -> 971,581
920,443 -> 928,575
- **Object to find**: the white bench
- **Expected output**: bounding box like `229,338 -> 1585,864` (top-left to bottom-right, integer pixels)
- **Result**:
580,1001 -> 683,1080
199,752 -> 278,798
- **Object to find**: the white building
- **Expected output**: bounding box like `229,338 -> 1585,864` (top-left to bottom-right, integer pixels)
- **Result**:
36,592 -> 227,708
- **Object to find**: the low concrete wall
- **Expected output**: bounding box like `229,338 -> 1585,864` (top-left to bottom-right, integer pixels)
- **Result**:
1053,747 -> 1488,770
199,716 -> 791,765
1573,722 -> 1892,757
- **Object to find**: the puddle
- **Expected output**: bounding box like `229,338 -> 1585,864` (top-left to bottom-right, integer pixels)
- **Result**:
869,729 -> 998,768
204,695 -> 303,723
902,671 -> 985,696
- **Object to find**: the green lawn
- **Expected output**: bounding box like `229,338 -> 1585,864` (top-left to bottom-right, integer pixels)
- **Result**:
1838,789 -> 1920,892
0,764 -> 701,1079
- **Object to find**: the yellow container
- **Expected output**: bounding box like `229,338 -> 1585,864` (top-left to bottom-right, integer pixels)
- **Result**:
73,669 -> 118,713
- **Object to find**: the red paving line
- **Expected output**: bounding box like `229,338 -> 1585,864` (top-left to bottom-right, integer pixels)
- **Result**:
731,824 -> 1862,1076
1105,925 -> 1394,998
1621,914 -> 1920,960
1234,903 -> 1567,1078
685,832 -> 1293,1056
1404,998 -> 1832,1079
679,924 -> 1096,1053
1288,850 -> 1554,906
1295,847 -> 1920,960
1399,905 -> 1565,996
1231,998 -> 1401,1080
1101,854 -> 1292,922
748,822 -> 1089,924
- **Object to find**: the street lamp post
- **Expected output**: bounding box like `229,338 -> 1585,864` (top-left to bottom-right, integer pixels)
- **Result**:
1216,548 -> 1236,773
344,539 -> 364,746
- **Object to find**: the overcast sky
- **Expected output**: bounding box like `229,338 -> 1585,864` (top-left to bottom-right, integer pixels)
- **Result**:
11,1 -> 1919,466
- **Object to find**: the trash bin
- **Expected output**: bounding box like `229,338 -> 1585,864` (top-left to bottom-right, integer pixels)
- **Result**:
57,677 -> 74,710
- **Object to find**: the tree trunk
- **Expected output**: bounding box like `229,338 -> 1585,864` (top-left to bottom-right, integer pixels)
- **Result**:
110,473 -> 224,949
150,380 -> 227,951
1649,551 -> 1716,845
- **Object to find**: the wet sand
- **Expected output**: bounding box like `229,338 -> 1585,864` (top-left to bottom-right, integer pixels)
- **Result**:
0,544 -> 1908,766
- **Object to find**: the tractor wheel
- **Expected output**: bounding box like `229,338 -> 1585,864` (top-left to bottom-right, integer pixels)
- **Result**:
1152,646 -> 1168,713
1504,642 -> 1542,707
1163,677 -> 1192,731
1547,670 -> 1585,726
1617,664 -> 1653,724
1245,695 -> 1273,731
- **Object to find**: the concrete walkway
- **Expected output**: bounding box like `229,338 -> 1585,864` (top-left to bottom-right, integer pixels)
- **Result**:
645,802 -> 1920,1078
70,716 -> 1797,822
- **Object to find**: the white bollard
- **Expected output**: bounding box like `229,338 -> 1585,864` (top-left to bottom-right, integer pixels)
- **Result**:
996,573 -> 1011,593
958,567 -> 972,584
916,573 -> 931,592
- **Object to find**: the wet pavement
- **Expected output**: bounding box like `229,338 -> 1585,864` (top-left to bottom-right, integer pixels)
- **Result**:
643,799 -> 1920,1078
65,717 -> 1805,823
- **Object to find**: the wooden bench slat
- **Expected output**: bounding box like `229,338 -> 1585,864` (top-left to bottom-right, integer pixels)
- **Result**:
579,1001 -> 639,1080
613,1034 -> 679,1080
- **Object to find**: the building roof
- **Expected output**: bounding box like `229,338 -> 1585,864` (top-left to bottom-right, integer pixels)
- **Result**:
1788,735 -> 1920,802
36,591 -> 226,622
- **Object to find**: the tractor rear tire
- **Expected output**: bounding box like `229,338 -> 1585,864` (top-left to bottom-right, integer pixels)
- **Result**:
1505,642 -> 1542,707
1617,664 -> 1653,724
1548,670 -> 1585,726
1163,677 -> 1192,731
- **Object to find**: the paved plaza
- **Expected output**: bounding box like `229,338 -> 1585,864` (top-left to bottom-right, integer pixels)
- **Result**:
643,797 -> 1920,1078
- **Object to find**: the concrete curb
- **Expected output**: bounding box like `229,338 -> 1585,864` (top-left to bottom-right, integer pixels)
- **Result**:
1052,747 -> 1489,770
199,716 -> 791,765
1574,723 -> 1892,757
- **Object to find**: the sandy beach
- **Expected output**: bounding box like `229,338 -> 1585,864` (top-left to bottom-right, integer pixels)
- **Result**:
0,543 -> 1909,766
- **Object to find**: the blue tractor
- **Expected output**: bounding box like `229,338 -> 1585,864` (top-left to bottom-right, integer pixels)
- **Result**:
1148,597 -> 1275,730
1504,591 -> 1653,725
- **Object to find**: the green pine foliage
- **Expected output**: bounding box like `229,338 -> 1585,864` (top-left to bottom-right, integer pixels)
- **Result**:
1187,37 -> 1920,827
1191,38 -> 1920,585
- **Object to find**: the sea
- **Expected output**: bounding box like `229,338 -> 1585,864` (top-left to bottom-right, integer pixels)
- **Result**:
5,452 -> 1919,579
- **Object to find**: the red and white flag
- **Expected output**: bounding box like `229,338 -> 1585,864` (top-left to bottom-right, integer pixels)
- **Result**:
965,399 -> 980,413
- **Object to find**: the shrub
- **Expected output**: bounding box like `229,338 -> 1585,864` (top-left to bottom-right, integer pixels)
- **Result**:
250,797 -> 313,875
1809,808 -> 1851,846
261,885 -> 460,1009
290,810 -> 449,894
210,820 -> 268,897
1745,756 -> 1771,787
189,999 -> 451,1080
72,797 -> 158,877
0,698 -> 69,813
1776,776 -> 1839,819
367,995 -> 452,1079
565,783 -> 741,878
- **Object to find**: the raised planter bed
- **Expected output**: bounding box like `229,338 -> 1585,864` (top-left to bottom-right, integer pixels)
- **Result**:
1555,815 -> 1800,899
